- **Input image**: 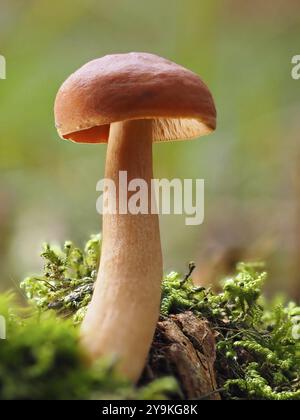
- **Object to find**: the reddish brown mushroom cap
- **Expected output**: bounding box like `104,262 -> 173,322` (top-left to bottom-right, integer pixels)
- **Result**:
54,52 -> 216,144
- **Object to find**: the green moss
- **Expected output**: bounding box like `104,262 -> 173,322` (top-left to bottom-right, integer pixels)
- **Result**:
0,293 -> 177,400
20,235 -> 100,323
161,263 -> 300,400
5,236 -> 300,400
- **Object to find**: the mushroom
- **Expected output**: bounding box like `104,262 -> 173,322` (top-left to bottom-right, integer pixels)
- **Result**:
54,52 -> 216,382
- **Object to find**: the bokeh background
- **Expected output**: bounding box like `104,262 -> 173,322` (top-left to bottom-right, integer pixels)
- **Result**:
1,0 -> 300,299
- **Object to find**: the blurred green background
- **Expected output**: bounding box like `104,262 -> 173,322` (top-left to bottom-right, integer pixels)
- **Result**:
1,0 -> 300,299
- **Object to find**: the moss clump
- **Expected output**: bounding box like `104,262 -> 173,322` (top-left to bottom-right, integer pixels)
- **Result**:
0,293 -> 177,400
21,235 -> 100,324
161,265 -> 300,400
15,236 -> 300,400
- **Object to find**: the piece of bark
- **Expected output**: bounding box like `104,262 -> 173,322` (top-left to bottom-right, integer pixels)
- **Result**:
142,311 -> 220,400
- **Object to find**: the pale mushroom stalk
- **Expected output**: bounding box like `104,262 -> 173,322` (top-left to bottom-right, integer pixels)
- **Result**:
81,119 -> 162,382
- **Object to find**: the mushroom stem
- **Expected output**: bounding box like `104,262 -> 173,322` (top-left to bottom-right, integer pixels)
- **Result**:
81,119 -> 163,382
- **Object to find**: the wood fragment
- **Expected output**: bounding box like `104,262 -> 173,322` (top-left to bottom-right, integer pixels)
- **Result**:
142,311 -> 220,400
